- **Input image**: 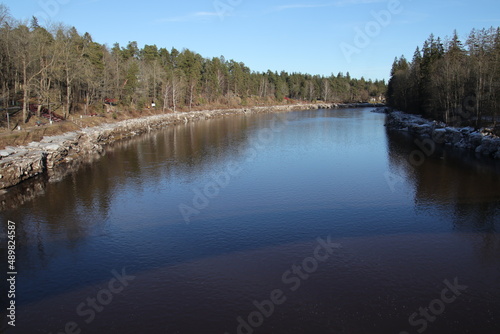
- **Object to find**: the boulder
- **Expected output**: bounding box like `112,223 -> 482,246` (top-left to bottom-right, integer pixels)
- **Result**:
410,123 -> 432,136
475,138 -> 500,156
494,150 -> 500,160
0,152 -> 47,189
387,110 -> 500,159
444,127 -> 462,145
468,132 -> 483,148
431,128 -> 447,144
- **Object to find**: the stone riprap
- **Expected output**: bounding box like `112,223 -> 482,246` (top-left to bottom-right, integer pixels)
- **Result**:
385,111 -> 500,159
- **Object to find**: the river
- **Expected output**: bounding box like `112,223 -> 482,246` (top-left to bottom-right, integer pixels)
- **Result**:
1,108 -> 499,333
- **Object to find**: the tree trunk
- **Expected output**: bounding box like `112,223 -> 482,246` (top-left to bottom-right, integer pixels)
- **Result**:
22,58 -> 28,123
66,71 -> 71,118
163,83 -> 170,113
84,91 -> 90,115
172,78 -> 176,112
189,83 -> 194,111
2,81 -> 7,111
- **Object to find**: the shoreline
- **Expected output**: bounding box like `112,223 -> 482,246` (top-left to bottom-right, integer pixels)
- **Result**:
0,102 -> 382,191
385,110 -> 500,159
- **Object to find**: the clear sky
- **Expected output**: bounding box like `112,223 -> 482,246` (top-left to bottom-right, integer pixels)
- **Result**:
3,0 -> 500,81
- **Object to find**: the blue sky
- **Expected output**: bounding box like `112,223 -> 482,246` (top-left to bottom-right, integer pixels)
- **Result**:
3,0 -> 500,81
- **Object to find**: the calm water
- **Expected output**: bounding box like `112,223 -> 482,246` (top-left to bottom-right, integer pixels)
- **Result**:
1,108 -> 500,334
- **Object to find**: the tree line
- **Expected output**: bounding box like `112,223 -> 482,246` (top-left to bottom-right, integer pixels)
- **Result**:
0,5 -> 386,123
387,27 -> 500,126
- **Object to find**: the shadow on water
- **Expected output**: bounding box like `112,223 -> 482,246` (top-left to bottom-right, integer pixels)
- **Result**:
1,109 -> 499,324
386,128 -> 500,231
0,112 -> 308,303
0,110 -> 381,302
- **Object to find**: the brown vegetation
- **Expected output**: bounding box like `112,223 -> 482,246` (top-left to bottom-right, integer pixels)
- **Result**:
0,4 -> 386,140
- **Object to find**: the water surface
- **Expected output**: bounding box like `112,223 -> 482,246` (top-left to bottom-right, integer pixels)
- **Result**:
1,108 -> 499,333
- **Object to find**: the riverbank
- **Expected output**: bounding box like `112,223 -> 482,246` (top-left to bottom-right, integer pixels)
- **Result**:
385,110 -> 500,159
0,102 -> 381,190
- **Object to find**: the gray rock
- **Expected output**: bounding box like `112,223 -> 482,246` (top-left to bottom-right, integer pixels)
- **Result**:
45,144 -> 61,151
410,123 -> 432,136
469,132 -> 483,147
432,128 -> 447,144
0,150 -> 12,157
445,127 -> 462,144
387,110 -> 500,158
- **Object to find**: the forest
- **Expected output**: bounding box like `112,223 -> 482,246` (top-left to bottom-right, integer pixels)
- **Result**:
0,5 -> 386,124
388,27 -> 500,126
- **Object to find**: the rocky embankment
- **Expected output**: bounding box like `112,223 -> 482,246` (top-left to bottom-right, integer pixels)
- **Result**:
385,111 -> 500,159
0,103 -> 381,190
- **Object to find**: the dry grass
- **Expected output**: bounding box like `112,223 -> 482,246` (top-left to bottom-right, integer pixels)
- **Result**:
0,111 -> 112,149
0,121 -> 81,149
